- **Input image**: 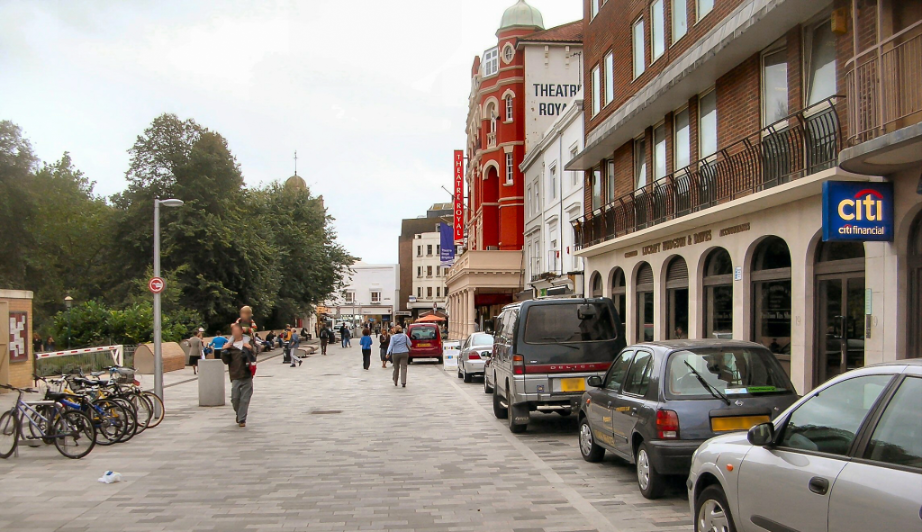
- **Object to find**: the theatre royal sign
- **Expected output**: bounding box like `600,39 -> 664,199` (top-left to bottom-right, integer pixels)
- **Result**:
523,44 -> 583,151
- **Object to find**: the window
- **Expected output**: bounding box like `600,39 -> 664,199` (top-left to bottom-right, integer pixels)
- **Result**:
805,20 -> 837,106
605,350 -> 635,391
651,0 -> 665,61
666,347 -> 791,396
549,222 -> 559,272
672,0 -> 687,42
605,52 -> 614,105
417,287 -> 422,298
592,65 -> 601,115
634,136 -> 647,189
674,108 -> 691,170
371,291 -> 381,303
427,265 -> 433,277
427,287 -> 433,298
590,0 -> 600,19
549,165 -> 557,200
697,0 -> 714,21
751,237 -> 792,354
483,47 -> 498,77
427,244 -> 433,256
633,19 -> 646,79
526,185 -> 533,216
523,302 -> 618,344
780,375 -> 892,456
622,351 -> 654,396
345,291 -> 355,304
570,146 -> 580,186
505,94 -> 514,121
865,377 -> 922,469
417,245 -> 422,257
591,169 -> 602,210
605,160 -> 615,203
636,263 -> 654,341
436,244 -> 440,255
610,268 -> 627,332
703,248 -> 733,338
665,257 -> 689,339
505,153 -> 514,185
762,47 -> 788,125
653,124 -> 667,181
699,90 -> 717,159
533,186 -> 540,213
436,287 -> 441,297
417,266 -> 422,278
435,266 -> 440,277
503,44 -> 515,63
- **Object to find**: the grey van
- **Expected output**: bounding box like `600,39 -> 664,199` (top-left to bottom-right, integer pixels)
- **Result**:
490,298 -> 626,433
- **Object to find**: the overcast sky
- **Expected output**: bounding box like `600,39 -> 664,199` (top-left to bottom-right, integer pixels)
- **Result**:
0,0 -> 581,264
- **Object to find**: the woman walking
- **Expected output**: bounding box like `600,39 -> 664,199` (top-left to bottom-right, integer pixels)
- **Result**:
188,329 -> 205,375
379,329 -> 391,368
386,326 -> 411,388
359,328 -> 373,370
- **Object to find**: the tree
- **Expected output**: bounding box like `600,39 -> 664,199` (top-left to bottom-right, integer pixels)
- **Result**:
0,121 -> 38,288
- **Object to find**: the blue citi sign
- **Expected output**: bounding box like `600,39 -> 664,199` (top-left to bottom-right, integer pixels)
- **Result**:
822,181 -> 894,242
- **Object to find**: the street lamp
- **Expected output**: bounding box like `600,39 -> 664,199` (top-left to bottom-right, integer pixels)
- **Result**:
153,198 -> 184,413
64,296 -> 73,349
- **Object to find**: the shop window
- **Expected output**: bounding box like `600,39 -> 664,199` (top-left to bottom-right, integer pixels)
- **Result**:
672,0 -> 687,43
910,213 -> 922,357
633,18 -> 646,79
703,248 -> 733,339
751,236 -> 792,355
762,46 -> 789,125
590,272 -> 603,298
610,267 -> 627,333
636,263 -> 655,341
665,257 -> 689,339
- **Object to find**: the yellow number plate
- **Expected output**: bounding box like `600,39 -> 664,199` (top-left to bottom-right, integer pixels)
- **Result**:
417,343 -> 431,347
711,415 -> 770,433
559,378 -> 586,393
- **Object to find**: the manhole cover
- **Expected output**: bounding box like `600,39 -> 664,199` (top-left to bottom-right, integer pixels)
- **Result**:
309,409 -> 342,415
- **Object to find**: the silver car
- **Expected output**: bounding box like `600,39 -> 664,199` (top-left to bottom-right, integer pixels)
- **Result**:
458,333 -> 493,383
687,359 -> 922,532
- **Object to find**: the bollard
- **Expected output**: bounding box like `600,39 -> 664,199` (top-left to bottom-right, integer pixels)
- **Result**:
198,359 -> 226,407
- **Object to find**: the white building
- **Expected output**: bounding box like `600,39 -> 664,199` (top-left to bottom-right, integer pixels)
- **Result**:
324,261 -> 398,329
409,231 -> 449,319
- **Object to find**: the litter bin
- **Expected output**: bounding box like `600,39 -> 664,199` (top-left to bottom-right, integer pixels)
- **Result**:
198,358 -> 225,407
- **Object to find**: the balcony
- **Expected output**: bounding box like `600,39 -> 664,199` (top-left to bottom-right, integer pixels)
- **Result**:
841,21 -> 922,175
573,98 -> 842,250
487,132 -> 497,149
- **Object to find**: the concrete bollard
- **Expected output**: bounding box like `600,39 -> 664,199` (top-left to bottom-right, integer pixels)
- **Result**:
198,359 -> 226,407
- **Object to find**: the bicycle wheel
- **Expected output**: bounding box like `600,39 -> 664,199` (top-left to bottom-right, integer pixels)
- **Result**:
109,398 -> 138,443
90,401 -> 129,446
0,411 -> 19,459
143,392 -> 165,428
52,410 -> 96,459
129,393 -> 153,433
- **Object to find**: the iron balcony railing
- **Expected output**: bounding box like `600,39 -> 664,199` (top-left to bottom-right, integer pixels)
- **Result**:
573,98 -> 842,250
846,20 -> 922,145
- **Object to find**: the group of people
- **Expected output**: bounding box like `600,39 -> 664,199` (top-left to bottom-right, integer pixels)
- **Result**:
31,333 -> 56,353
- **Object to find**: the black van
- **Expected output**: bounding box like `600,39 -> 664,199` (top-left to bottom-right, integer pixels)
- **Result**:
490,298 -> 626,433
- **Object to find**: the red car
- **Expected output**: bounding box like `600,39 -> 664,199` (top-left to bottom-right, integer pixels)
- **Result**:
407,323 -> 443,363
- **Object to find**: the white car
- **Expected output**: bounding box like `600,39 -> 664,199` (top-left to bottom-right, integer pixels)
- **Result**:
687,360 -> 922,532
457,333 -> 493,383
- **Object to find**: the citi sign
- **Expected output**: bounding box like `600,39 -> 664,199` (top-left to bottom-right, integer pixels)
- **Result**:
822,181 -> 894,242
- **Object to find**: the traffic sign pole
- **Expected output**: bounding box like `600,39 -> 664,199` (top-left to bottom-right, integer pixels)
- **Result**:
153,200 -> 164,418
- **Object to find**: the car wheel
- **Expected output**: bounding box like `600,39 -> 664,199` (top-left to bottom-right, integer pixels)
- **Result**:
695,485 -> 737,532
579,418 -> 605,462
636,441 -> 666,499
457,368 -> 463,379
507,385 -> 527,434
483,374 -> 493,394
463,370 -> 473,383
492,385 -> 508,419
438,357 -> 443,364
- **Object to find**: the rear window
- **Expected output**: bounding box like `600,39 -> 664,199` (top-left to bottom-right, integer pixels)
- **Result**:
470,333 -> 493,347
523,303 -> 618,344
666,347 -> 791,397
410,327 -> 438,340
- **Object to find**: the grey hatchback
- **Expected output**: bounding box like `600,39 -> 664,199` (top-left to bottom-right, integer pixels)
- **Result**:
578,340 -> 798,499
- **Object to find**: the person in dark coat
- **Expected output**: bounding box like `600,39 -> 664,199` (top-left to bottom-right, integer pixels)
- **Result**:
221,324 -> 256,427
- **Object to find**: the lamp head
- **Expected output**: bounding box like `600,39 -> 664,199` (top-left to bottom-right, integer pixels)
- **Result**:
159,199 -> 184,207
64,295 -> 73,309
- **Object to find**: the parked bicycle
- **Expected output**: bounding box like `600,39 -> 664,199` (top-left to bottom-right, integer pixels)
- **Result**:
0,384 -> 97,459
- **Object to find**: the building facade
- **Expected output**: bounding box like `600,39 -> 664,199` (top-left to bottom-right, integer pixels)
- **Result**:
567,0 -> 921,392
397,204 -> 451,321
409,231 -> 450,319
324,262 -> 398,330
0,290 -> 34,390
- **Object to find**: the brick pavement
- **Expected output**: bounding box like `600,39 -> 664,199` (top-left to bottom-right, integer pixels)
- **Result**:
0,342 -> 691,532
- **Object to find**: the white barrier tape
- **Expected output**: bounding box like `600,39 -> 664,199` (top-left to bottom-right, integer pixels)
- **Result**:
35,345 -> 124,366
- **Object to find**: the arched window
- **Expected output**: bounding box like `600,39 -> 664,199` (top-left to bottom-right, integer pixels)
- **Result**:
814,240 -> 866,384
590,272 -> 603,298
910,213 -> 922,357
505,94 -> 514,121
665,257 -> 689,339
610,268 -> 626,332
751,237 -> 791,355
636,263 -> 654,341
703,248 -> 733,339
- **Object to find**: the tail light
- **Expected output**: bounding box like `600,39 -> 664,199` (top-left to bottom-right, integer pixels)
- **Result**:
469,353 -> 481,360
512,355 -> 525,375
656,409 -> 680,439
133,379 -> 141,386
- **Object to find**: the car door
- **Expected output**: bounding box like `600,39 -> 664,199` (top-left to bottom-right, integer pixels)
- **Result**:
828,375 -> 922,532
459,336 -> 470,372
587,350 -> 634,450
736,373 -> 895,532
611,350 -> 655,457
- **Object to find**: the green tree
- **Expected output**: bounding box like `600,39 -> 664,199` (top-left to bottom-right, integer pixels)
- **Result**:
0,121 -> 38,288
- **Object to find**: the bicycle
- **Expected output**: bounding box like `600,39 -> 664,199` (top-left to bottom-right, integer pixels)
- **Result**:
0,384 -> 97,459
46,375 -> 137,445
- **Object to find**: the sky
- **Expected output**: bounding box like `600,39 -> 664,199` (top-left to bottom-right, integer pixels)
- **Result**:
0,0 -> 582,264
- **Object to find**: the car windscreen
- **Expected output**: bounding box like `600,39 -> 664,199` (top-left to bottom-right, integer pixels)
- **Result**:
470,333 -> 493,347
410,327 -> 437,340
523,303 -> 617,344
666,348 -> 791,397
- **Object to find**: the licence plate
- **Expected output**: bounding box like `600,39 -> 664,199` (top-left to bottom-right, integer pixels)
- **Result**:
416,343 -> 431,348
559,378 -> 586,393
711,415 -> 770,433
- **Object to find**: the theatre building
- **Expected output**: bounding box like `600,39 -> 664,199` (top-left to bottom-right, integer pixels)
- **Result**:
569,0 -> 921,392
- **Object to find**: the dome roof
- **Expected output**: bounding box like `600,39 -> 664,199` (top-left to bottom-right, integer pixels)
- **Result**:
285,174 -> 307,191
499,0 -> 544,31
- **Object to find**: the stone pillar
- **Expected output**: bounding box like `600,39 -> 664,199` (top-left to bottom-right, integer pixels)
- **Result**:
467,289 -> 476,338
198,359 -> 226,407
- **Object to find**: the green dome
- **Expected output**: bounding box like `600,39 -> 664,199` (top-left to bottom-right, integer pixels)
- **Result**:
499,0 -> 544,31
285,174 -> 307,191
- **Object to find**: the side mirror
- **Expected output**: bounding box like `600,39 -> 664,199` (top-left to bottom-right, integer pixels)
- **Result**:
587,376 -> 603,388
747,422 -> 775,446
482,351 -> 491,358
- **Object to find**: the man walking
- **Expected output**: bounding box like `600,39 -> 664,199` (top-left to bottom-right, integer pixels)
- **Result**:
289,330 -> 303,367
386,326 -> 411,388
221,324 -> 256,427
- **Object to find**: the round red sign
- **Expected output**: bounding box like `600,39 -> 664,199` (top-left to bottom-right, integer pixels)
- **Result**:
148,277 -> 165,294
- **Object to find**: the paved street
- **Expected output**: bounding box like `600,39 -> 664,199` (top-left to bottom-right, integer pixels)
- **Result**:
0,343 -> 691,532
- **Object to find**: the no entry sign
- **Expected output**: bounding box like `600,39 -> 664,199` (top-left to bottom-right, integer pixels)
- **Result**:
148,277 -> 165,294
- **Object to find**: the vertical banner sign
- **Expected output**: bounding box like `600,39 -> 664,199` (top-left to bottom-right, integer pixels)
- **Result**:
439,223 -> 455,266
453,150 -> 464,242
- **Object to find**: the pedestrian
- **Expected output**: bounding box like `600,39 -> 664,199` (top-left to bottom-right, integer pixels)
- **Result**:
359,328 -> 373,370
281,325 -> 293,364
319,323 -> 330,355
221,323 -> 256,427
32,333 -> 43,354
45,336 -> 56,352
208,333 -> 229,360
379,329 -> 391,368
235,306 -> 258,338
290,331 -> 303,367
343,327 -> 352,348
387,325 -> 411,388
188,328 -> 205,375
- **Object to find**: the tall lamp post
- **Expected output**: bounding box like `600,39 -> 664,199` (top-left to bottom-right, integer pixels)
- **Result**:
64,296 -> 73,349
153,198 -> 184,412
